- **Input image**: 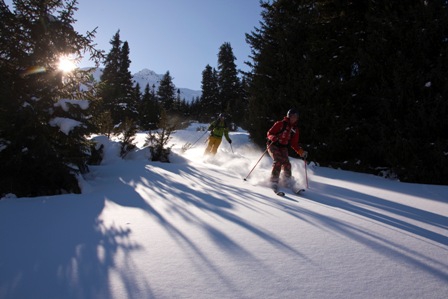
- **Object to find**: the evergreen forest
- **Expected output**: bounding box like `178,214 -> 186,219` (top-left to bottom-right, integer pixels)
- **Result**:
245,0 -> 448,185
0,0 -> 447,197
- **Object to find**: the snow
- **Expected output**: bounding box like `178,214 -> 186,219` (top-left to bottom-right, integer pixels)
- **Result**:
49,117 -> 84,135
56,99 -> 90,111
1,124 -> 447,299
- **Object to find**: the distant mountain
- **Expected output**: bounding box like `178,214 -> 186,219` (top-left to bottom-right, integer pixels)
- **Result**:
84,67 -> 202,102
132,69 -> 202,103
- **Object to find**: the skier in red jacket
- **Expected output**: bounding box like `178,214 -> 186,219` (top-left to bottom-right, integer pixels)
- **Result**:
266,108 -> 308,190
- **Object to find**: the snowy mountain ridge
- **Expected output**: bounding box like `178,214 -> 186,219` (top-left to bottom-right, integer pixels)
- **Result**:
85,67 -> 202,102
132,68 -> 202,102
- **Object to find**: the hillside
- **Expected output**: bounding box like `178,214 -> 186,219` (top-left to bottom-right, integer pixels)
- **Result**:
0,125 -> 447,299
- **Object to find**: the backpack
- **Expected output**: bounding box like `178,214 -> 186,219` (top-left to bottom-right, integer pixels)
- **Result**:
269,120 -> 297,146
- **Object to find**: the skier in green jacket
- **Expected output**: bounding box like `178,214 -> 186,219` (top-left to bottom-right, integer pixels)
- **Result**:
204,113 -> 232,156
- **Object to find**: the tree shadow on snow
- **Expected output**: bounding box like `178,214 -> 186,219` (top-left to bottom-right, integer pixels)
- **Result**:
306,182 -> 448,246
313,167 -> 448,203
90,160 -> 312,294
0,193 -> 153,299
291,182 -> 448,283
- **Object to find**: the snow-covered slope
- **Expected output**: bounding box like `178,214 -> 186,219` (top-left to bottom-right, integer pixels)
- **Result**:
131,68 -> 162,90
0,125 -> 447,299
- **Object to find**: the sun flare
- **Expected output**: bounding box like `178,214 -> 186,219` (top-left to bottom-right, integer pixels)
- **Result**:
58,55 -> 77,73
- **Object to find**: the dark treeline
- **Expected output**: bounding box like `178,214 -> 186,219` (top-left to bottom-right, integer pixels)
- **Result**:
1,0 -> 447,197
245,0 -> 448,184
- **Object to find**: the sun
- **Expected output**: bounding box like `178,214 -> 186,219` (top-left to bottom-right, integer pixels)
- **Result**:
57,54 -> 77,73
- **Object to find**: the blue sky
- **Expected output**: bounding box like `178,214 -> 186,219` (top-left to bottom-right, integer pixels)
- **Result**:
73,0 -> 263,90
5,0 -> 263,90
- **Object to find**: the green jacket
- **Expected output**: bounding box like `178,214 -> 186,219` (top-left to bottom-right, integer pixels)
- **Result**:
208,120 -> 231,142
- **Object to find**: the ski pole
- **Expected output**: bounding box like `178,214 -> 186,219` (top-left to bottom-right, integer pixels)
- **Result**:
191,130 -> 208,147
230,143 -> 234,154
183,130 -> 208,152
244,142 -> 273,181
304,158 -> 309,189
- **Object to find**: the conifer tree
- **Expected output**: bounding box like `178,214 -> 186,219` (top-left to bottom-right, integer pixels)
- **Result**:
217,42 -> 241,117
139,83 -> 160,130
98,31 -> 122,126
119,41 -> 137,121
0,0 -> 102,197
199,64 -> 219,120
173,89 -> 182,113
145,110 -> 174,162
119,117 -> 137,158
98,31 -> 135,129
245,0 -> 310,145
157,71 -> 176,112
237,76 -> 249,128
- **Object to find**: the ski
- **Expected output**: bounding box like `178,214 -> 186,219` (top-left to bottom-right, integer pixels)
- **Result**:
274,190 -> 286,196
293,188 -> 305,195
269,182 -> 305,197
271,184 -> 285,196
289,178 -> 305,195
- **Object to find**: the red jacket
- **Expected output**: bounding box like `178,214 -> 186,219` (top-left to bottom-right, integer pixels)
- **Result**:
267,116 -> 304,155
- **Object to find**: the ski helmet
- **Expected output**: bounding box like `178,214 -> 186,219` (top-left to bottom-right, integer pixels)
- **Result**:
287,108 -> 299,118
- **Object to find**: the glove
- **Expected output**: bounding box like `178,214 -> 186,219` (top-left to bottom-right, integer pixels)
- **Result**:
228,139 -> 232,144
269,135 -> 278,143
300,150 -> 308,159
